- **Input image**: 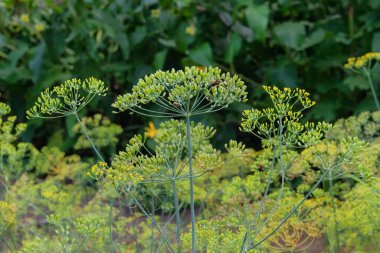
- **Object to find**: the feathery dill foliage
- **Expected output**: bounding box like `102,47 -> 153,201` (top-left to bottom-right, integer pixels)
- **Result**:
0,101 -> 26,143
241,86 -> 332,148
1,100 -> 37,186
0,201 -> 16,237
327,111 -> 380,141
112,66 -> 247,116
46,214 -> 104,253
26,77 -> 107,119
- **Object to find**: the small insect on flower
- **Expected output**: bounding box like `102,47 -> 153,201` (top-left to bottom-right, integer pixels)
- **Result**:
210,79 -> 224,87
145,121 -> 158,138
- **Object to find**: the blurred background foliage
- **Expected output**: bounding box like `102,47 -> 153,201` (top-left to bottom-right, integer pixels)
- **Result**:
0,0 -> 379,151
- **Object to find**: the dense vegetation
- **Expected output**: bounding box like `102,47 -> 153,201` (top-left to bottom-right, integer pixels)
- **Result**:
1,0 -> 380,147
0,1 -> 379,253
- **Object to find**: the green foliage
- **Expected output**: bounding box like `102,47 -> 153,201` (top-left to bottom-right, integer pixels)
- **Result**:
327,110 -> 380,141
0,0 -> 379,149
0,201 -> 16,237
333,179 -> 380,251
0,101 -> 37,187
46,214 -> 104,253
0,50 -> 379,253
182,217 -> 246,252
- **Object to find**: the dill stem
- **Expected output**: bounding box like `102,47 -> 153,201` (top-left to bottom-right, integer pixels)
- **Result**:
186,114 -> 196,253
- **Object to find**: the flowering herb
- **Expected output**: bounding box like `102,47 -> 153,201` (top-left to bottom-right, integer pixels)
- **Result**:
344,52 -> 380,110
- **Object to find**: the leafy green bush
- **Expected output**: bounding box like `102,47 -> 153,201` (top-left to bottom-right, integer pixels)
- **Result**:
1,0 -> 380,146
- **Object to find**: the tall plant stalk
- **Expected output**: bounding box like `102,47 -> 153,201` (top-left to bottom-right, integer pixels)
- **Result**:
328,170 -> 340,253
365,71 -> 380,110
239,86 -> 335,251
172,178 -> 181,252
186,115 -> 196,253
74,111 -> 114,253
112,67 -> 247,252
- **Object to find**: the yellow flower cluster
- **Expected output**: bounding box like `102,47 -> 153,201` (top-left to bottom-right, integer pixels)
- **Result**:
20,14 -> 30,23
263,85 -> 315,110
267,218 -> 320,251
344,52 -> 380,69
0,201 -> 17,233
88,162 -> 144,183
151,8 -> 161,18
144,121 -> 157,138
88,161 -> 107,179
185,24 -> 196,36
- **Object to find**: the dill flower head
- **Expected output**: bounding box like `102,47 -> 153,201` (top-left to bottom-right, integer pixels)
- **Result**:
0,201 -> 17,235
20,14 -> 29,23
112,66 -> 247,117
151,8 -> 161,18
344,52 -> 380,69
34,23 -> 45,33
185,24 -> 196,36
241,86 -> 332,148
27,77 -> 107,119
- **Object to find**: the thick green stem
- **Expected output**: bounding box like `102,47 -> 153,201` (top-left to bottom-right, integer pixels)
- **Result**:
186,115 -> 196,253
172,179 -> 182,252
365,72 -> 380,110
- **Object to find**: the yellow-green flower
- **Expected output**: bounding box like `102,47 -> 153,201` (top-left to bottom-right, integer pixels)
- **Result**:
20,14 -> 30,23
145,121 -> 157,138
151,8 -> 161,18
34,23 -> 45,33
186,24 -> 196,36
344,52 -> 380,69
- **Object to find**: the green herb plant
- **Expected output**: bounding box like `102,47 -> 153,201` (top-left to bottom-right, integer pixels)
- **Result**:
112,66 -> 247,252
0,99 -> 37,192
26,68 -> 368,253
239,86 -> 365,252
344,52 -> 380,110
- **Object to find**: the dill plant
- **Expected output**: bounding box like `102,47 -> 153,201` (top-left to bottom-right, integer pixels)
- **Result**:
112,66 -> 247,252
238,85 -> 365,252
89,119 -> 223,252
24,70 -> 369,252
0,100 -> 37,191
46,214 -> 104,253
26,78 -> 118,251
344,52 -> 380,110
